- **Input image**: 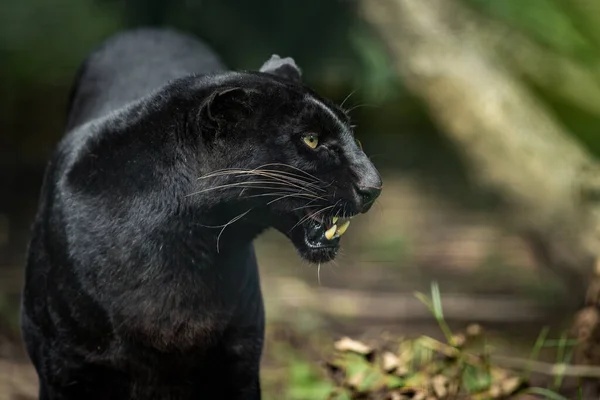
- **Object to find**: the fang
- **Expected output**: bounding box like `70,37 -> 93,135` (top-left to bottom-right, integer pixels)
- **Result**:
336,221 -> 350,236
325,225 -> 337,240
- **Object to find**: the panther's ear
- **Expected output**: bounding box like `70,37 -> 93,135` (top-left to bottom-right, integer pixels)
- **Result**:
199,87 -> 254,140
259,54 -> 302,83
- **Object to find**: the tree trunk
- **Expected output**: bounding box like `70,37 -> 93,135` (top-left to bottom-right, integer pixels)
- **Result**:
359,0 -> 600,291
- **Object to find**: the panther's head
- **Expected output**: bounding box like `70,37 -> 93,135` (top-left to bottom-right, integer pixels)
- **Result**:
194,55 -> 382,263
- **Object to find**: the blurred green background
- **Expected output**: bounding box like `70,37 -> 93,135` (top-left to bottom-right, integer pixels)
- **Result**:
2,0 -> 600,398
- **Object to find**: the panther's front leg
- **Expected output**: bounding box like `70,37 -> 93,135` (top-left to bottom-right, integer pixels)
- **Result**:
218,305 -> 265,400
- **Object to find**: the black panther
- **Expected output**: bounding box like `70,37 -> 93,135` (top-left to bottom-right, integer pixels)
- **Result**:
21,28 -> 382,400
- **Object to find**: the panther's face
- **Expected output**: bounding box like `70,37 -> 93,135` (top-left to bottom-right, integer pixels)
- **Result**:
196,56 -> 382,263
264,101 -> 382,264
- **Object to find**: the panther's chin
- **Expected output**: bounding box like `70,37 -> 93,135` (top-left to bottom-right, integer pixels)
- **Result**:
300,245 -> 339,264
271,209 -> 354,264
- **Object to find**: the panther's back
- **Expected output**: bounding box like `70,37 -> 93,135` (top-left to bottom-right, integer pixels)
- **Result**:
22,28 -> 228,360
66,28 -> 226,130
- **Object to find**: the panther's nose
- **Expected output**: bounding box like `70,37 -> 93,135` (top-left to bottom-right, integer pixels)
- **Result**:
356,184 -> 382,213
351,145 -> 383,213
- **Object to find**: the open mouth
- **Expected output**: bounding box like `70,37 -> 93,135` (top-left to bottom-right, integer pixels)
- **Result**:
304,214 -> 353,245
272,208 -> 355,264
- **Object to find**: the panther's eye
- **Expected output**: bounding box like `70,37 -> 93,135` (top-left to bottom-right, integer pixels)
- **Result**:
355,138 -> 363,150
302,133 -> 319,149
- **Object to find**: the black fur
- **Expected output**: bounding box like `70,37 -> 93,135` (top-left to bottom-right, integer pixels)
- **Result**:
21,28 -> 382,400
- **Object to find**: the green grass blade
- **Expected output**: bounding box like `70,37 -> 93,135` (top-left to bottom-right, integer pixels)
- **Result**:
429,282 -> 455,345
553,347 -> 574,390
430,281 -> 444,320
524,387 -> 569,400
414,291 -> 434,313
525,326 -> 549,381
542,339 -> 579,347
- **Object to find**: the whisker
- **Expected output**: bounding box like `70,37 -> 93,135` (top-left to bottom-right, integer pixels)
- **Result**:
317,262 -> 322,286
246,192 -> 325,209
266,192 -> 327,205
198,163 -> 322,183
254,163 -> 322,182
246,192 -> 320,200
346,103 -> 378,114
195,212 -> 253,229
328,199 -> 342,216
196,169 -> 324,194
198,168 -> 320,186
291,197 -> 323,211
290,205 -> 322,214
255,167 -> 320,183
216,209 -> 253,253
340,89 -> 358,109
251,169 -> 321,184
243,170 -> 322,194
186,180 -> 310,197
194,192 -> 318,231
291,204 -> 336,231
341,203 -> 351,219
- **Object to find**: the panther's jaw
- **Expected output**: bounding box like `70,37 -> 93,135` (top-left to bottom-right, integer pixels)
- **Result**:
271,210 -> 355,264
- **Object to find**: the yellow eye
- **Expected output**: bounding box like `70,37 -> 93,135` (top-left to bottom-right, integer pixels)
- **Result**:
355,138 -> 363,149
303,134 -> 319,149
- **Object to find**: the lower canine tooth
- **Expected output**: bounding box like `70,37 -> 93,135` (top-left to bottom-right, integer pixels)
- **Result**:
325,225 -> 337,240
336,221 -> 350,236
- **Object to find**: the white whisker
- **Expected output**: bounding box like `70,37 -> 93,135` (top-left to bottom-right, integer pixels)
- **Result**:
216,209 -> 253,253
340,89 -> 358,109
317,262 -> 322,286
291,204 -> 336,232
266,192 -> 326,205
186,180 -> 310,197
